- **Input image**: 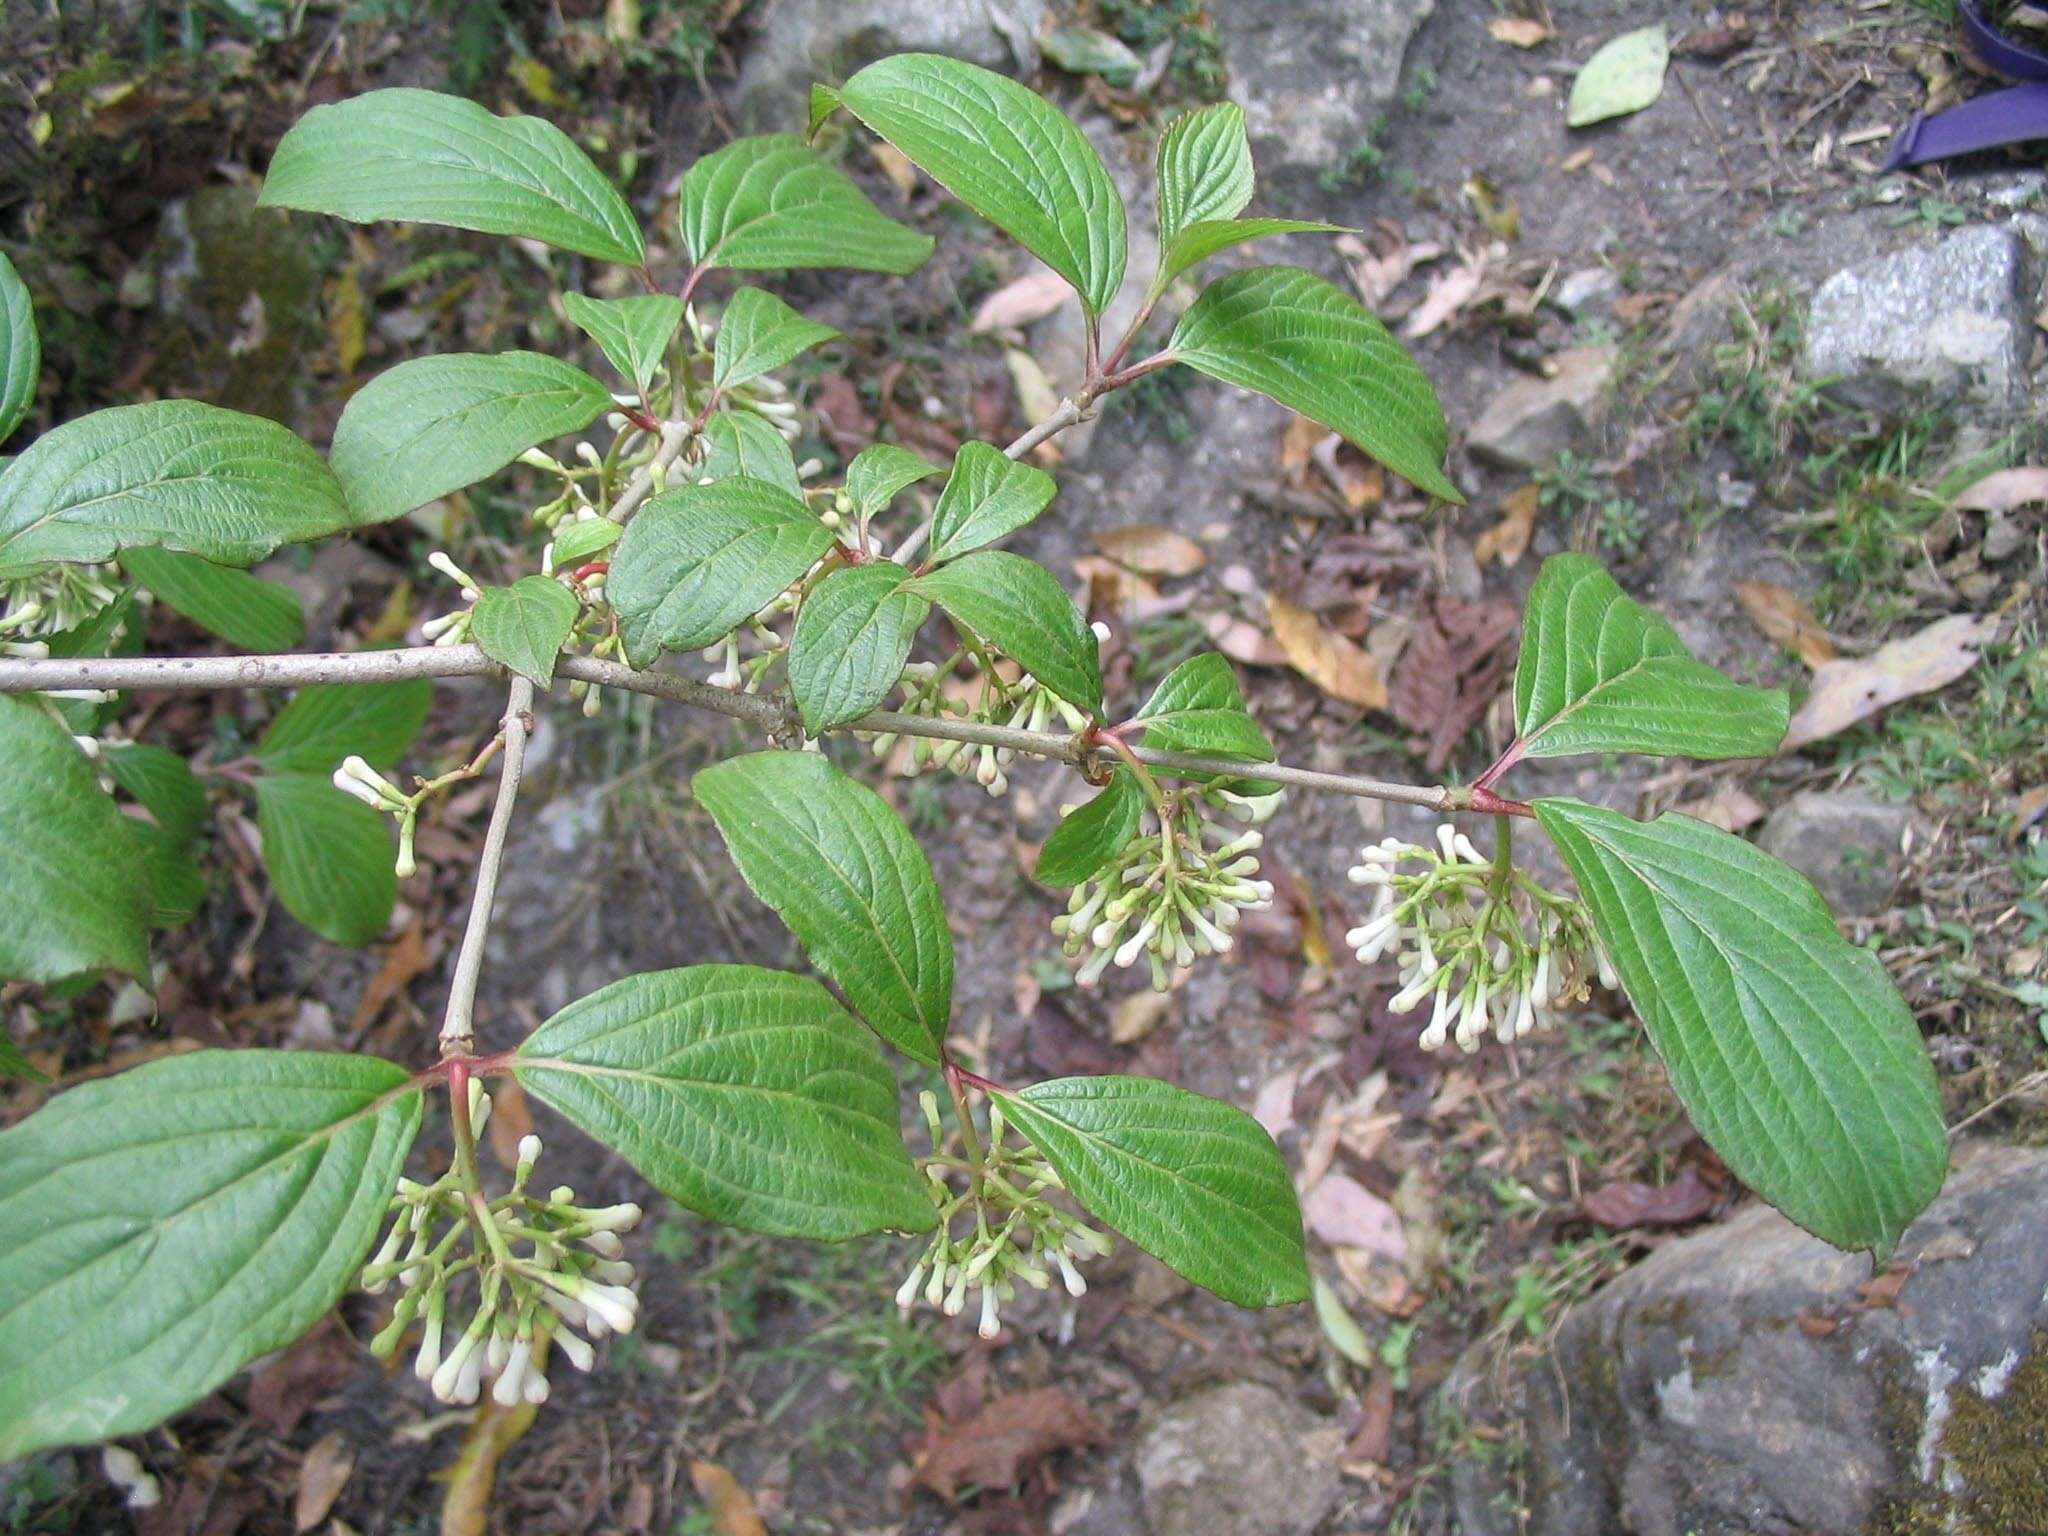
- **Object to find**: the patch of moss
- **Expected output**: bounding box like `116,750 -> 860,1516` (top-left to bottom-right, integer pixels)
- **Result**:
1869,1331 -> 2048,1535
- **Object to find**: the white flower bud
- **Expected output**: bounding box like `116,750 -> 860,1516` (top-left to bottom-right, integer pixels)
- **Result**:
582,1202 -> 642,1232
897,1263 -> 928,1310
1051,1245 -> 1087,1297
553,1326 -> 595,1373
518,1133 -> 542,1167
978,1285 -> 1001,1339
580,1281 -> 639,1335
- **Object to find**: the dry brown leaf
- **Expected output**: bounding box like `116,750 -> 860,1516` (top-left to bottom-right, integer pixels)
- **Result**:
689,1462 -> 769,1536
1675,786 -> 1768,833
1269,594 -> 1387,709
1205,610 -> 1290,667
294,1433 -> 354,1533
247,1319 -> 358,1436
1952,465 -> 2048,514
971,268 -> 1073,333
486,1076 -> 535,1171
1473,483 -> 1542,568
1388,595 -> 1519,770
1303,1173 -> 1407,1262
1003,347 -> 1060,426
349,918 -> 430,1032
1073,554 -> 1162,612
1735,579 -> 1836,667
1401,257 -> 1485,339
2011,783 -> 2048,844
438,1362 -> 543,1536
1110,989 -> 1173,1044
1489,16 -> 1553,46
1579,1167 -> 1717,1230
1095,524 -> 1207,578
1279,413 -> 1327,480
867,140 -> 918,198
912,1387 -> 1106,1500
1782,614 -> 1998,751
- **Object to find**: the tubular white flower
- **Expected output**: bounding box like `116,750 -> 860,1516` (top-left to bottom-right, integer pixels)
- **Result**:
978,1285 -> 1002,1339
896,1262 -> 928,1310
579,1282 -> 639,1335
1051,1245 -> 1087,1297
553,1326 -> 595,1373
493,1341 -> 530,1406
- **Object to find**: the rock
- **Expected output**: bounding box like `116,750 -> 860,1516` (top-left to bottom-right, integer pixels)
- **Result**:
732,0 -> 1043,129
1757,790 -> 1917,918
1134,1382 -> 1342,1536
1550,267 -> 1621,320
1216,0 -> 1437,175
1465,345 -> 1616,472
1803,224 -> 2035,414
1447,1142 -> 2048,1536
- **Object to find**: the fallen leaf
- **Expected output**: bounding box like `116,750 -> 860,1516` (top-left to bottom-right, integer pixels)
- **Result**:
1074,554 -> 1162,613
1206,610 -> 1290,667
1579,1166 -> 1717,1229
1313,1274 -> 1376,1366
1349,1366 -> 1396,1466
294,1432 -> 354,1533
1782,614 -> 1998,750
1253,1067 -> 1301,1138
439,1353 -> 544,1536
1858,1264 -> 1913,1312
867,140 -> 919,198
1095,524 -> 1207,578
1110,989 -> 1173,1044
1004,347 -> 1060,426
912,1387 -> 1106,1500
1675,786 -> 1768,834
1388,594 -> 1519,770
2011,783 -> 2048,844
486,1075 -> 536,1171
1401,257 -> 1485,339
1489,16 -> 1553,46
1473,483 -> 1542,568
1270,594 -> 1388,709
1797,1309 -> 1840,1338
1568,24 -> 1670,128
247,1319 -> 359,1436
1952,465 -> 2048,514
1303,1173 -> 1407,1263
1736,579 -> 1836,667
971,269 -> 1073,333
689,1462 -> 769,1536
350,918 -> 430,1032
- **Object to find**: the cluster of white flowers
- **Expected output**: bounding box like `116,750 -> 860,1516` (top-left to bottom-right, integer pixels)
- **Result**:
1055,782 -> 1279,990
1347,824 -> 1612,1053
365,1084 -> 642,1407
897,1096 -> 1111,1337
1,562 -> 123,639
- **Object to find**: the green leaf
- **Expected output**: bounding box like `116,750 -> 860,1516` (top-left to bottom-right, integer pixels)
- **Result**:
330,351 -> 613,526
121,545 -> 305,653
696,409 -> 802,496
128,820 -> 205,928
837,54 -> 1127,316
1567,25 -> 1670,128
0,1037 -> 46,1084
1169,267 -> 1459,504
0,696 -> 151,984
548,516 -> 620,567
257,677 -> 433,774
0,251 -> 39,447
1135,652 -> 1275,762
1533,797 -> 1947,1258
1040,24 -> 1143,86
997,1076 -> 1308,1307
1513,554 -> 1788,761
0,401 -> 352,578
563,292 -> 683,393
516,965 -> 934,1240
253,774 -> 397,947
807,84 -> 843,141
787,561 -> 928,732
104,742 -> 209,844
924,441 -> 1057,563
0,1049 -> 421,1458
1155,103 -> 1255,246
907,551 -> 1102,716
1035,768 -> 1143,887
1152,218 -> 1342,300
843,443 -> 941,521
694,751 -> 952,1064
679,133 -> 933,275
259,87 -> 644,264
608,477 -> 835,665
712,286 -> 839,392
471,573 -> 580,685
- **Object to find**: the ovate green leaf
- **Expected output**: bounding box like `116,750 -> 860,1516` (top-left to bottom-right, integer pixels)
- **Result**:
516,965 -> 933,1239
0,402 -> 351,578
843,443 -> 940,520
1534,797 -> 1947,1258
680,134 -> 933,275
1514,554 -> 1788,761
1152,218 -> 1341,300
908,551 -> 1102,716
998,1076 -> 1308,1306
787,561 -> 928,732
0,251 -> 39,447
712,286 -> 839,392
608,477 -> 835,664
121,545 -> 305,653
548,516 -> 620,567
1035,768 -> 1143,887
0,1050 -> 420,1458
924,441 -> 1057,563
0,696 -> 151,983
104,742 -> 209,844
694,751 -> 952,1064
257,676 -> 433,774
330,352 -> 613,525
1135,652 -> 1275,762
1040,25 -> 1142,86
563,292 -> 684,393
1155,103 -> 1255,246
471,573 -> 580,685
128,820 -> 205,929
837,54 -> 1127,316
1169,267 -> 1459,503
1567,25 -> 1670,128
259,88 -> 644,264
254,774 -> 397,947
695,409 -> 802,496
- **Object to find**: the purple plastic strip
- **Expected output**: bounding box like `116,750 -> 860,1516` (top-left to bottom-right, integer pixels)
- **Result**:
1882,0 -> 2048,171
